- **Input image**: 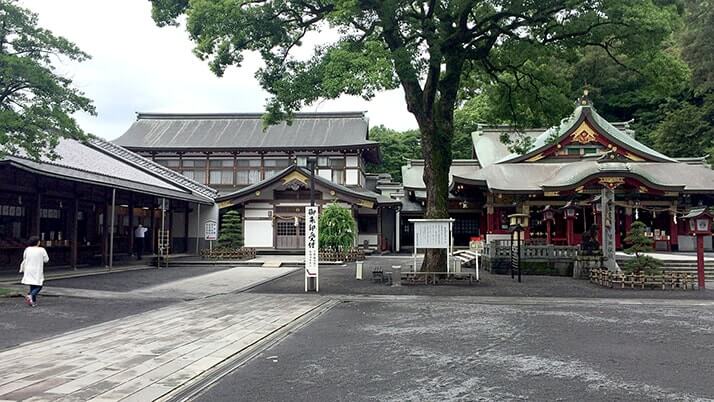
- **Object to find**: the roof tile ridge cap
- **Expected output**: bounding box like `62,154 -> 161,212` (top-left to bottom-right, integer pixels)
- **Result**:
88,137 -> 218,197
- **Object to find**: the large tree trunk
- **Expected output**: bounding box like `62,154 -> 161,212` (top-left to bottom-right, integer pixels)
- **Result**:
418,104 -> 454,272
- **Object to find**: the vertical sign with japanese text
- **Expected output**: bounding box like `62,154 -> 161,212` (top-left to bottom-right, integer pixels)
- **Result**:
305,206 -> 319,291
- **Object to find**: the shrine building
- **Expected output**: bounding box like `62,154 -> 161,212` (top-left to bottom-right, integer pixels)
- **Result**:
402,96 -> 714,252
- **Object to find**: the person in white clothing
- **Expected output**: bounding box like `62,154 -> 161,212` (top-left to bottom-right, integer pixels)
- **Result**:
134,224 -> 148,260
20,236 -> 49,307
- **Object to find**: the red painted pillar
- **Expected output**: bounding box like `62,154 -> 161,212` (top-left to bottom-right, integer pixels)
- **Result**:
697,235 -> 706,289
669,211 -> 678,250
566,217 -> 575,246
546,220 -> 552,245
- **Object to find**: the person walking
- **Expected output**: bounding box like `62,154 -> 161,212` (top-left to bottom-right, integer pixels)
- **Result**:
134,223 -> 148,260
20,236 -> 49,307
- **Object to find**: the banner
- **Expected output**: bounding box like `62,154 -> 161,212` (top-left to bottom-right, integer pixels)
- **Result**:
305,206 -> 319,281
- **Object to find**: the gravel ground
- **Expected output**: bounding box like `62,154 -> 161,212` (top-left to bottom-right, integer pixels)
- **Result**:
249,257 -> 714,299
0,294 -> 173,351
45,264 -> 234,292
197,299 -> 714,401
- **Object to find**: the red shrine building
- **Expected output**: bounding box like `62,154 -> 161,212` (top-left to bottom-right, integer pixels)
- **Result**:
402,96 -> 714,252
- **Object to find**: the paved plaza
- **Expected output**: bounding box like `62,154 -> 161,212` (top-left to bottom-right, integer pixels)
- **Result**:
0,293 -> 329,402
1,257 -> 713,401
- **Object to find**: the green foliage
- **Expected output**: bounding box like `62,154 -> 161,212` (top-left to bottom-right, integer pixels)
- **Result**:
0,0 -> 95,160
623,221 -> 663,274
366,125 -> 420,181
681,0 -> 714,93
318,203 -> 356,252
218,210 -> 243,248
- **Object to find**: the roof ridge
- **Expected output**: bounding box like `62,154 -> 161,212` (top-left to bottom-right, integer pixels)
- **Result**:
136,111 -> 367,120
87,137 -> 217,200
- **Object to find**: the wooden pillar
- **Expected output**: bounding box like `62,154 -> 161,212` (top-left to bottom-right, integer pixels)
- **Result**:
521,203 -> 530,241
128,193 -> 134,255
168,200 -> 174,252
34,193 -> 42,236
566,217 -> 575,246
376,207 -> 383,251
184,204 -> 190,253
102,198 -> 108,267
670,202 -> 679,250
71,198 -> 79,269
149,201 -> 155,254
546,220 -> 552,245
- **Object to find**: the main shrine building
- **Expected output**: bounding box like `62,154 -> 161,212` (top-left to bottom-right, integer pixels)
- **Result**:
114,112 -> 400,251
402,96 -> 714,252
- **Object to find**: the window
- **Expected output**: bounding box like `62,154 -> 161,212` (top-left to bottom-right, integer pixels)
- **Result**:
208,158 -> 234,185
155,158 -> 180,168
297,156 -> 307,167
181,158 -> 208,184
332,169 -> 345,185
329,157 -> 345,168
236,158 -> 261,184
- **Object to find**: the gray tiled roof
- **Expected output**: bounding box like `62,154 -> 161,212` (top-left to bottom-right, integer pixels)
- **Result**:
216,165 -> 399,205
495,106 -> 675,163
89,137 -> 217,200
401,159 -> 482,190
2,138 -> 214,203
452,161 -> 714,193
114,112 -> 376,151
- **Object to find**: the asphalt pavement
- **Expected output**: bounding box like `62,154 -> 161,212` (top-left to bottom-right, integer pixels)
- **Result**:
196,299 -> 714,401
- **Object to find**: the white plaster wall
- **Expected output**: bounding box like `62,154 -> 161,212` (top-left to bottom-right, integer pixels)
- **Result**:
358,234 -> 378,246
244,220 -> 273,247
318,169 -> 332,181
346,170 -> 359,185
346,156 -> 359,167
188,203 -> 219,238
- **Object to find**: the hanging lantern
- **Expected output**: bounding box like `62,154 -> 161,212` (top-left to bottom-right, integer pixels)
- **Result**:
542,205 -> 555,221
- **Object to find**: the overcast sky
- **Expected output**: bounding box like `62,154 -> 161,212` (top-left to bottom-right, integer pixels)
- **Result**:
20,0 -> 418,141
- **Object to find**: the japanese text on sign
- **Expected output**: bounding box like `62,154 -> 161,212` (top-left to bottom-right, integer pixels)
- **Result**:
412,220 -> 450,249
204,220 -> 218,241
305,206 -> 319,277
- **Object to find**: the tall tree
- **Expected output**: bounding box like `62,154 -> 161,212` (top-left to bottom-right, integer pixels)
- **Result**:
152,0 -> 680,271
0,0 -> 95,160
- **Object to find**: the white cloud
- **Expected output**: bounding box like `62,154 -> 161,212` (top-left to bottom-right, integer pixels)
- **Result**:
19,0 -> 418,140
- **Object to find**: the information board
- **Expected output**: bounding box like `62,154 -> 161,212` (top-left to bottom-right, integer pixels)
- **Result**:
204,220 -> 218,241
413,220 -> 451,249
305,206 -> 319,291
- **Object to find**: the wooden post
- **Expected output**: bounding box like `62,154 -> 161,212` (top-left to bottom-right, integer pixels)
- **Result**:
566,217 -> 575,246
669,204 -> 678,251
71,198 -> 79,269
376,208 -> 383,251
34,193 -> 41,236
697,234 -> 705,289
102,198 -> 108,267
184,204 -> 190,253
546,219 -> 552,245
109,188 -> 116,269
128,193 -> 134,256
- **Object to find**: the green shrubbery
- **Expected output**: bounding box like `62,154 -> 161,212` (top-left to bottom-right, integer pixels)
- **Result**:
622,221 -> 662,274
218,210 -> 243,248
318,203 -> 357,251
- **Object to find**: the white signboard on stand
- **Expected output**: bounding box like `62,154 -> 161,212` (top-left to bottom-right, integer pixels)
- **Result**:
204,220 -> 218,241
410,219 -> 455,272
305,206 -> 319,292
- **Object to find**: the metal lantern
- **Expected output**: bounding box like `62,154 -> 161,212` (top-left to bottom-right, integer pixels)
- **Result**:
508,213 -> 529,228
542,205 -> 555,221
684,208 -> 713,235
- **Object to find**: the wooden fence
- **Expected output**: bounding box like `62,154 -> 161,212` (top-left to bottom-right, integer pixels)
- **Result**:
589,268 -> 695,290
